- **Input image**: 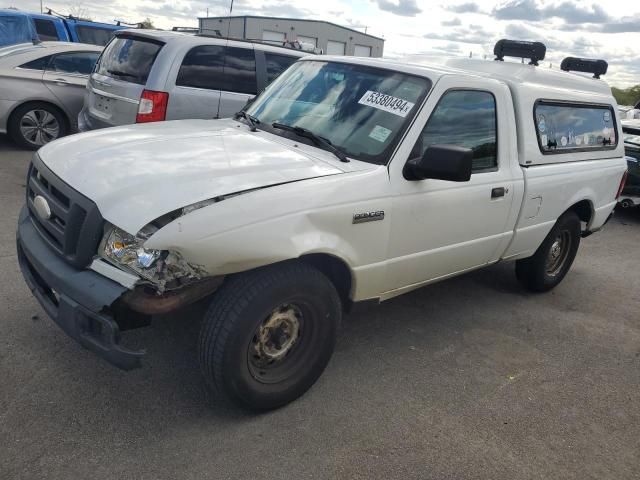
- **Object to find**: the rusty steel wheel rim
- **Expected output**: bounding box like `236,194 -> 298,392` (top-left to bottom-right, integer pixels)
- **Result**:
247,302 -> 315,384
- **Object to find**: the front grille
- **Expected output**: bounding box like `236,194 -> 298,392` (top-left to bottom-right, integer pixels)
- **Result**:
26,155 -> 104,269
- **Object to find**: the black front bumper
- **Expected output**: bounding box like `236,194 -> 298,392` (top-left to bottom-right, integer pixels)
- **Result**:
17,206 -> 144,370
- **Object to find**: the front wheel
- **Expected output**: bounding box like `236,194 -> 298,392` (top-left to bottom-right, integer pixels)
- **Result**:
198,261 -> 342,410
516,211 -> 581,292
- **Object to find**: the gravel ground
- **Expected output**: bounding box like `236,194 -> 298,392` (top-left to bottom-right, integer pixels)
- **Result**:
1,135 -> 639,480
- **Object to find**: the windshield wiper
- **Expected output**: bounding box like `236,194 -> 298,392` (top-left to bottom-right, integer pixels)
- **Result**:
106,69 -> 137,79
234,111 -> 259,132
272,122 -> 349,162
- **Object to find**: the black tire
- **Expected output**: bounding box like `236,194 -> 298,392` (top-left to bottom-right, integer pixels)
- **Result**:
619,199 -> 633,209
516,211 -> 581,292
198,261 -> 342,411
8,102 -> 68,150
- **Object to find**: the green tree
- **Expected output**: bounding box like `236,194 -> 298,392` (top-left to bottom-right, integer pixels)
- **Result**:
611,85 -> 640,107
139,17 -> 155,29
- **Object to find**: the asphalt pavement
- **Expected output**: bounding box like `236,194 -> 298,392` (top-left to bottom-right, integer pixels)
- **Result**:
0,135 -> 639,480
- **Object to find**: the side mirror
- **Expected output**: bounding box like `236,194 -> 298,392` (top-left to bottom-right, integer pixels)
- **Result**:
403,144 -> 473,182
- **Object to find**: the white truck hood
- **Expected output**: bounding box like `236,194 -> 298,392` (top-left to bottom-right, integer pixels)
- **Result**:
38,119 -> 349,234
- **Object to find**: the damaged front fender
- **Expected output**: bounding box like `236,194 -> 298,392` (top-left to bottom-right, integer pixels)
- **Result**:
119,276 -> 224,315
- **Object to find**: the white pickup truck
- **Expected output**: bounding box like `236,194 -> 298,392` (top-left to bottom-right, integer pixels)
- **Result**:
17,40 -> 628,410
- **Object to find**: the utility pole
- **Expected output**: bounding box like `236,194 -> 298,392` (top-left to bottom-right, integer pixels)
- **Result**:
40,0 -> 43,13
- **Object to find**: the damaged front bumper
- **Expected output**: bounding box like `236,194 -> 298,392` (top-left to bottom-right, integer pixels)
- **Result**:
17,206 -> 225,370
17,206 -> 144,370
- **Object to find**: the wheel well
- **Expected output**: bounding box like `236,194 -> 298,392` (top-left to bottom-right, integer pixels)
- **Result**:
567,200 -> 593,225
300,253 -> 353,310
8,100 -> 70,131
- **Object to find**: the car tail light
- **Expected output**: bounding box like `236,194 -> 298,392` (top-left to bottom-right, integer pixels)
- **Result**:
616,170 -> 628,199
136,90 -> 169,123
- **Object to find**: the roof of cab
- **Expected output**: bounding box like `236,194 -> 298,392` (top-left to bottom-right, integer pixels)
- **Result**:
300,55 -> 467,83
445,58 -> 612,96
115,29 -> 309,57
0,8 -> 121,28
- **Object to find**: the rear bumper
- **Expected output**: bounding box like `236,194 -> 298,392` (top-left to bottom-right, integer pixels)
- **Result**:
78,106 -> 112,132
78,107 -> 96,132
16,206 -> 144,370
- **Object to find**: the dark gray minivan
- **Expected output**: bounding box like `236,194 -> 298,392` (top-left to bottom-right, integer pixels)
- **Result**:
78,30 -> 307,130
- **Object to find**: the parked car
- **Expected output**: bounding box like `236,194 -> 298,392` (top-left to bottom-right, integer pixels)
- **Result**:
622,119 -> 640,136
619,121 -> 640,207
17,40 -> 627,410
0,41 -> 101,148
0,8 -> 125,47
78,30 -> 308,130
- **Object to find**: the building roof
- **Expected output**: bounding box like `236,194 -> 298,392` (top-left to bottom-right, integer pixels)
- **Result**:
198,15 -> 385,42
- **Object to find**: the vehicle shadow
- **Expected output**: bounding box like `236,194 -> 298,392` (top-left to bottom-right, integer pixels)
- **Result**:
103,261 -> 527,419
614,204 -> 640,225
0,134 -> 20,152
23,260 -> 523,427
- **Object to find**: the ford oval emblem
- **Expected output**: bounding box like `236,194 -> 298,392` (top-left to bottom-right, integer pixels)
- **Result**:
33,195 -> 51,221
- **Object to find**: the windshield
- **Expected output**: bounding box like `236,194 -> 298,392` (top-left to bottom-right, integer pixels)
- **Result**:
96,35 -> 163,85
625,133 -> 640,146
623,125 -> 640,145
246,60 -> 431,164
0,15 -> 35,47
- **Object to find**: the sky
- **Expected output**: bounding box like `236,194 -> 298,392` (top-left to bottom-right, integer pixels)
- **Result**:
12,0 -> 640,87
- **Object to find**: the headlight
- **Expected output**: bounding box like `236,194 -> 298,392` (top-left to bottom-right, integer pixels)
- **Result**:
100,225 -> 206,292
103,227 -> 162,272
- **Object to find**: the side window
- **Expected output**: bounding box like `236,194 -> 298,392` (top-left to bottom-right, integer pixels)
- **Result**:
176,45 -> 257,95
176,45 -> 226,90
220,46 -> 257,94
33,19 -> 59,41
75,26 -> 115,46
48,52 -> 100,75
535,102 -> 617,153
412,90 -> 498,172
19,55 -> 52,71
264,53 -> 298,83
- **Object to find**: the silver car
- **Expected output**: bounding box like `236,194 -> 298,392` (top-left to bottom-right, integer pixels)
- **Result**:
78,30 -> 307,130
0,41 -> 101,149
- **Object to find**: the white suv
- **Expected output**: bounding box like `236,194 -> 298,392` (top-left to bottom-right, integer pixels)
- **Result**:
18,40 -> 627,410
78,30 -> 308,130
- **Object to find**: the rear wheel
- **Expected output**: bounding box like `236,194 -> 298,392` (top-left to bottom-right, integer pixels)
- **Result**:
8,102 -> 68,150
198,261 -> 342,411
619,199 -> 633,209
516,211 -> 581,292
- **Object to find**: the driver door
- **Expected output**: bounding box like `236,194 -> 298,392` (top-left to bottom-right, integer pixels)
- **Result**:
382,75 -> 520,296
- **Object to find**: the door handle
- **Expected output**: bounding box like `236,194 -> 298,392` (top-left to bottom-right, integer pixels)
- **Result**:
491,187 -> 506,198
54,78 -> 70,85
